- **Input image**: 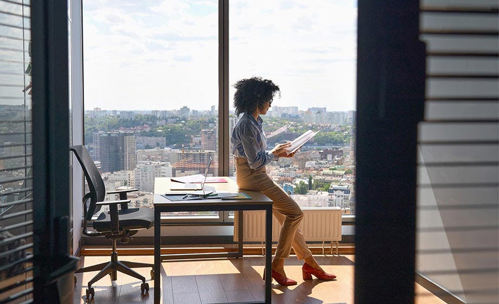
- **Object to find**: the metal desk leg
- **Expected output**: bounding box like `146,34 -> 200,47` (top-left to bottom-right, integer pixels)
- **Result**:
265,206 -> 272,303
238,210 -> 243,257
154,209 -> 161,304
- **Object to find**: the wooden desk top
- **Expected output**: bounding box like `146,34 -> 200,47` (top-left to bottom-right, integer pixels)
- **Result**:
153,177 -> 272,207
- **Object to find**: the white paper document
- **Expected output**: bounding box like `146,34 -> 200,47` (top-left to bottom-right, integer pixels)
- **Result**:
285,130 -> 318,154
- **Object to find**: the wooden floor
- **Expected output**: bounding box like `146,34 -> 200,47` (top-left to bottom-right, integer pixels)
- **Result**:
74,255 -> 445,304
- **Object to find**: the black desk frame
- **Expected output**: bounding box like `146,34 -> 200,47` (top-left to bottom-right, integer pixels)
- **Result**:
154,201 -> 273,304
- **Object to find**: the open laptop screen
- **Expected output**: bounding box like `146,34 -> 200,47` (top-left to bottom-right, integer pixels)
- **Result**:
200,156 -> 213,194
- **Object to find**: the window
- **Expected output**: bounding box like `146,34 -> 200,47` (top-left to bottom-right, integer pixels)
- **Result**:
82,1 -> 220,218
229,0 -> 357,214
82,0 -> 357,222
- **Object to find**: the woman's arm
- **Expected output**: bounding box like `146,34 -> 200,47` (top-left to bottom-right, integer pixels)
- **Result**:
238,123 -> 290,169
239,129 -> 275,169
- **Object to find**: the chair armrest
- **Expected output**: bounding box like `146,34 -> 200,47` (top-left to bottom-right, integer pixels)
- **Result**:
107,189 -> 138,195
107,189 -> 137,211
95,199 -> 131,206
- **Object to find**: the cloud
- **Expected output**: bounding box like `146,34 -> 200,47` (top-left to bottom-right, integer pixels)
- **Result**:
83,0 -> 357,111
228,0 -> 357,111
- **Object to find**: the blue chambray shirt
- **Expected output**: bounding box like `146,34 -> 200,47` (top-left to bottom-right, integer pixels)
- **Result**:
231,113 -> 276,170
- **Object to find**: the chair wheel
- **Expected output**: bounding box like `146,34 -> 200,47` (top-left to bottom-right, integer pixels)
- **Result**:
86,287 -> 95,300
150,269 -> 155,280
141,282 -> 149,295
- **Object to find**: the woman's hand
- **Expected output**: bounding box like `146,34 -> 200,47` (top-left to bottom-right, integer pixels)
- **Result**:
278,150 -> 296,158
271,142 -> 291,158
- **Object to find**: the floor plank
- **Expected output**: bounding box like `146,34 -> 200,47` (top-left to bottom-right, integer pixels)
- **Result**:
196,274 -> 228,304
75,254 -> 445,304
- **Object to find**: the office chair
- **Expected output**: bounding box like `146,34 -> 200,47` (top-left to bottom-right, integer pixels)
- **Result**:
71,145 -> 154,300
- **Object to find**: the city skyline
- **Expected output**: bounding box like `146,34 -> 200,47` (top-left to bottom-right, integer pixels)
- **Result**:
85,106 -> 356,113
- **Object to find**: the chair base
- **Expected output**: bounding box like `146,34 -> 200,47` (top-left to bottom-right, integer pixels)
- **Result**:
76,258 -> 152,301
76,238 -> 154,289
76,258 -> 154,288
75,249 -> 153,301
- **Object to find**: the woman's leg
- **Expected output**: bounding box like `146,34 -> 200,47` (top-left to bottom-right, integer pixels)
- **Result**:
267,187 -> 327,272
261,181 -> 304,261
272,211 -> 313,261
235,158 -> 320,272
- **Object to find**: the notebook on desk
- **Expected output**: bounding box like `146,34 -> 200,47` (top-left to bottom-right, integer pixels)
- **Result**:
161,192 -> 250,201
218,192 -> 251,200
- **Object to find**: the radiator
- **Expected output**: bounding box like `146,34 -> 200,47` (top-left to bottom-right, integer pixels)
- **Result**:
234,207 -> 342,255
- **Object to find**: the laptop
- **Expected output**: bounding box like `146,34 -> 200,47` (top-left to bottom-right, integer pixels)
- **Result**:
169,157 -> 214,195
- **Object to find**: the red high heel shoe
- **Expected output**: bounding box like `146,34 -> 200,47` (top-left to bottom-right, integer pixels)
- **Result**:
263,269 -> 297,286
302,263 -> 336,280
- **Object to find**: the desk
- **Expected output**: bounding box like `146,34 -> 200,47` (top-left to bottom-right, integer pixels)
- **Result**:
153,177 -> 273,304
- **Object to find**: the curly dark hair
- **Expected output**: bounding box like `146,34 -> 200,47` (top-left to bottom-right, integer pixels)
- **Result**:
233,77 -> 280,116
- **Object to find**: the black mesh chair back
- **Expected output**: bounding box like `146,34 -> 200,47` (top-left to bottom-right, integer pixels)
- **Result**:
70,145 -> 153,299
70,145 -> 106,221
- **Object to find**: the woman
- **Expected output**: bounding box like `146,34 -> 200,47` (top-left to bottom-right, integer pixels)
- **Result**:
231,77 -> 336,286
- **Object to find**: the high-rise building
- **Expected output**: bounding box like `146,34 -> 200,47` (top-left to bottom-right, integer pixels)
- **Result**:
308,107 -> 327,114
200,129 -> 216,151
92,131 -> 102,161
172,151 -> 215,176
269,106 -> 299,118
95,132 -> 136,172
178,106 -> 190,118
124,135 -> 136,171
134,161 -> 172,192
304,107 -> 328,124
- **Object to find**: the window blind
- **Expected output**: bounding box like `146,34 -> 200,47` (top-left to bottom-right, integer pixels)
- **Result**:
417,0 -> 498,303
0,0 -> 33,303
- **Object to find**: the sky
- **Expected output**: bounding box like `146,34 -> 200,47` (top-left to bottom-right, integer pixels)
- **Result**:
83,0 -> 357,112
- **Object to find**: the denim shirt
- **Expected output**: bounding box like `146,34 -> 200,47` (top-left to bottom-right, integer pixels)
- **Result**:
231,113 -> 275,170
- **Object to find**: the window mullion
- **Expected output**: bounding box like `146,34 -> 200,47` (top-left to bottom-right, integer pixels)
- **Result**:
217,0 -> 230,222
218,0 -> 229,177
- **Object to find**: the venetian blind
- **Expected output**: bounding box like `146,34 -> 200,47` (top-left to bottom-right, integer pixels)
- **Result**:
0,0 -> 33,303
417,0 -> 499,303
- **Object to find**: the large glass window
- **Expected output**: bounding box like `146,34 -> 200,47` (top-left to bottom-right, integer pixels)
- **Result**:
83,1 -> 219,218
229,0 -> 357,214
82,0 -> 357,221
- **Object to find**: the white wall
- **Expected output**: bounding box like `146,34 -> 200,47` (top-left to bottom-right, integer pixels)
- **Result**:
69,0 -> 84,255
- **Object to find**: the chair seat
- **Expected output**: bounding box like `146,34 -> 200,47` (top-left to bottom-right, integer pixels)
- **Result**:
93,207 -> 154,232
